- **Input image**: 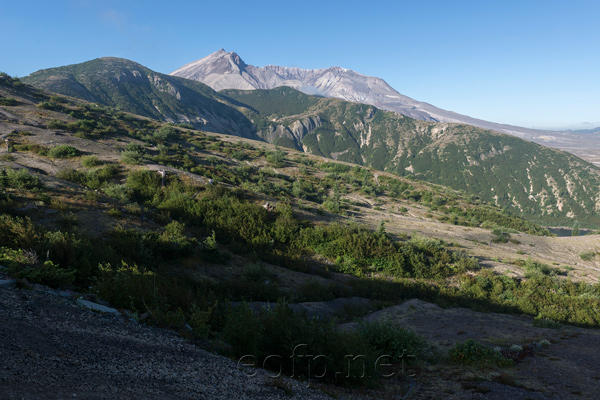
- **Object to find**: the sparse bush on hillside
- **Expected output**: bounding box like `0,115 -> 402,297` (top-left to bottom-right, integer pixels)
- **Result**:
491,227 -> 510,243
120,150 -> 144,165
201,230 -> 229,263
3,168 -> 43,189
120,142 -> 146,165
7,257 -> 75,287
357,319 -> 428,362
37,101 -> 65,111
56,168 -> 85,184
47,119 -> 69,130
56,164 -> 119,189
157,220 -> 193,258
242,262 -> 271,283
580,251 -> 595,261
319,162 -> 352,173
221,301 -> 378,385
93,262 -> 157,312
103,183 -> 133,202
81,155 -> 102,167
323,196 -> 342,214
266,147 -> 286,167
533,315 -> 561,329
48,145 -> 80,158
153,125 -> 177,142
521,258 -> 565,278
449,339 -> 513,368
0,97 -> 17,106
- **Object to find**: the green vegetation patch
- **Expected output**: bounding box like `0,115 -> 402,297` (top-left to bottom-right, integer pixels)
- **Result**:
48,145 -> 81,158
449,339 -> 513,368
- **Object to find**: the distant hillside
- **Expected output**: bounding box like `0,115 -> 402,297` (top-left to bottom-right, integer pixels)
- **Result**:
22,57 -> 257,138
222,87 -> 600,226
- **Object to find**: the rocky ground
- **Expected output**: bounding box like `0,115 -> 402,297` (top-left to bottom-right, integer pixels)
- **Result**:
3,275 -> 600,400
0,277 -> 344,400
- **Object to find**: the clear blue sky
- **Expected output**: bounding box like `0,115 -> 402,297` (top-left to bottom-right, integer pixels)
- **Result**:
2,0 -> 599,130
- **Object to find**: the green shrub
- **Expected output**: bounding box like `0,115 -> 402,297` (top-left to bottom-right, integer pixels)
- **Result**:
103,183 -> 133,202
522,258 -> 564,278
323,197 -> 342,213
46,119 -> 69,130
14,260 -> 75,287
120,150 -> 144,165
201,231 -> 229,263
81,155 -> 102,167
357,319 -> 428,362
125,142 -> 146,153
126,169 -> 161,200
2,248 -> 75,287
242,263 -> 271,283
335,256 -> 363,277
153,126 -> 177,141
533,315 -> 561,329
56,168 -> 85,184
449,339 -> 513,368
491,228 -> 510,243
0,97 -> 17,106
93,262 -> 157,311
580,251 -> 595,261
4,168 -> 43,189
221,301 -> 377,386
319,162 -> 351,173
48,145 -> 80,158
157,221 -> 193,257
37,101 -> 64,111
266,147 -> 286,167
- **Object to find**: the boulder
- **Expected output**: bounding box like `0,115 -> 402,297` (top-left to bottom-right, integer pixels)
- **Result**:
76,299 -> 121,316
0,279 -> 17,289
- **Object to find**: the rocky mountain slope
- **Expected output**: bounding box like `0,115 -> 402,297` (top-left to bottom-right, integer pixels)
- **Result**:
22,57 -> 257,138
172,50 -> 600,164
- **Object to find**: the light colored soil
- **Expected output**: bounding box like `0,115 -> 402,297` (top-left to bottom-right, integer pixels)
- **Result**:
345,203 -> 600,283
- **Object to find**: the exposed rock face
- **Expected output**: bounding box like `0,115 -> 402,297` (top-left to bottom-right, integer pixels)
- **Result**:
261,116 -> 325,145
170,50 -> 582,149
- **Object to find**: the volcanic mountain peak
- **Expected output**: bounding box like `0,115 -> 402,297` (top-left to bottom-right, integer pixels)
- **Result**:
171,50 -> 576,144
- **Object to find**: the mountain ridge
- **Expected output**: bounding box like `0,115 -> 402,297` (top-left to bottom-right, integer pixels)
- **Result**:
172,50 -> 600,165
22,57 -> 258,139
